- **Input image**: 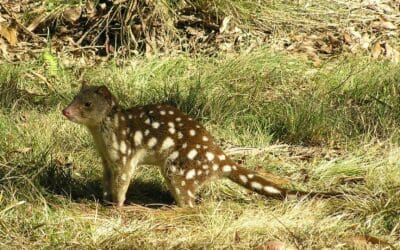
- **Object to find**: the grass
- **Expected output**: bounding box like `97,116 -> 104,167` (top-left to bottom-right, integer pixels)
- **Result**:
1,48 -> 400,249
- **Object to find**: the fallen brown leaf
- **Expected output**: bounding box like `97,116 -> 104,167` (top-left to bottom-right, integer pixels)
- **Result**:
343,32 -> 353,44
85,0 -> 97,18
371,41 -> 382,59
372,20 -> 397,30
63,6 -> 82,23
0,23 -> 17,45
384,42 -> 400,63
349,235 -> 395,249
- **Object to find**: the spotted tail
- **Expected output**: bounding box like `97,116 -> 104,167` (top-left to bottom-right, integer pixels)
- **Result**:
226,164 -> 342,199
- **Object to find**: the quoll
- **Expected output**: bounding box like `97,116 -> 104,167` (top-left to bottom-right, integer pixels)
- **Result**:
63,84 -> 337,207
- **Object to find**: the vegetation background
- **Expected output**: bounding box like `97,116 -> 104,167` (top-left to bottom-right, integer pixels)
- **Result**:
1,0 -> 400,249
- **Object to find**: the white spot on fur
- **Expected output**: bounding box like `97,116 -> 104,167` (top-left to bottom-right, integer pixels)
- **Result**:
182,143 -> 187,148
152,122 -> 160,129
202,136 -> 209,141
144,118 -> 150,125
264,186 -> 281,194
222,165 -> 232,173
202,165 -> 209,170
114,114 -> 119,127
128,114 -> 133,119
168,127 -> 176,134
188,118 -> 193,121
177,132 -> 183,139
187,149 -> 198,160
149,110 -> 154,114
111,132 -> 118,145
218,155 -> 226,161
248,174 -> 255,179
181,180 -> 186,186
139,112 -> 144,118
148,137 -> 158,148
168,122 -> 175,127
144,129 -> 150,136
120,141 -> 127,154
212,164 -> 219,171
109,149 -> 119,161
175,117 -> 182,122
175,187 -> 181,194
121,173 -> 127,181
189,129 -> 196,136
251,182 -> 263,190
206,152 -> 215,161
160,110 -> 166,115
239,175 -> 248,183
196,144 -> 201,149
134,131 -> 143,146
121,129 -> 127,136
161,137 -> 175,151
170,165 -> 177,173
188,200 -> 194,208
197,170 -> 202,175
187,190 -> 195,198
121,116 -> 125,121
186,169 -> 196,179
129,149 -> 146,174
168,110 -> 174,115
169,151 -> 179,161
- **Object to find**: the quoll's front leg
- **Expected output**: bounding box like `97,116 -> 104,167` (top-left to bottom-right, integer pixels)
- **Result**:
109,150 -> 146,207
101,159 -> 113,202
111,169 -> 132,207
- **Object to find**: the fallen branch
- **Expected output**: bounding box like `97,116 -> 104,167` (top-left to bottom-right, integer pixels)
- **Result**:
0,3 -> 46,44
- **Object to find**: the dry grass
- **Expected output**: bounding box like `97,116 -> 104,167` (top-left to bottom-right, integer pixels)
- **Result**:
1,49 -> 400,248
1,1 -> 400,249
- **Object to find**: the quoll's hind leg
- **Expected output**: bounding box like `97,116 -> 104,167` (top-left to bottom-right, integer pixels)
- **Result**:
171,174 -> 197,208
163,162 -> 201,208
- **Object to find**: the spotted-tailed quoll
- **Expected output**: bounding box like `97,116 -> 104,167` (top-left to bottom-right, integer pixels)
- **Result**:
62,84 -> 340,207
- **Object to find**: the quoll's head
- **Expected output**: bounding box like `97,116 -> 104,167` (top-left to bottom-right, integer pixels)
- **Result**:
62,84 -> 116,126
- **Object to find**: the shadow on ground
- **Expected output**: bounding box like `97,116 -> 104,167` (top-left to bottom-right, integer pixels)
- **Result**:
40,162 -> 174,207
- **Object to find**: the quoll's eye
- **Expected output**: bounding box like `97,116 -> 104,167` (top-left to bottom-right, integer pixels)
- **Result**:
84,102 -> 92,108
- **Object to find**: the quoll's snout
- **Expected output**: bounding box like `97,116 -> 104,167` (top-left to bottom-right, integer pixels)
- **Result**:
62,108 -> 70,116
62,107 -> 70,117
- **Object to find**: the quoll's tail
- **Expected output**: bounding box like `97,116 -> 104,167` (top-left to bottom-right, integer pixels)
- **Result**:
225,164 -> 342,199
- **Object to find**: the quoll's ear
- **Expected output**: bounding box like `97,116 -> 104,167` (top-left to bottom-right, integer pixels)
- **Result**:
80,80 -> 90,91
96,85 -> 112,100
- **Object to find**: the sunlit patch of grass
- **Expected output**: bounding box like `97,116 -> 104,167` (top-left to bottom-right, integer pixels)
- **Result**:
1,48 -> 400,248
